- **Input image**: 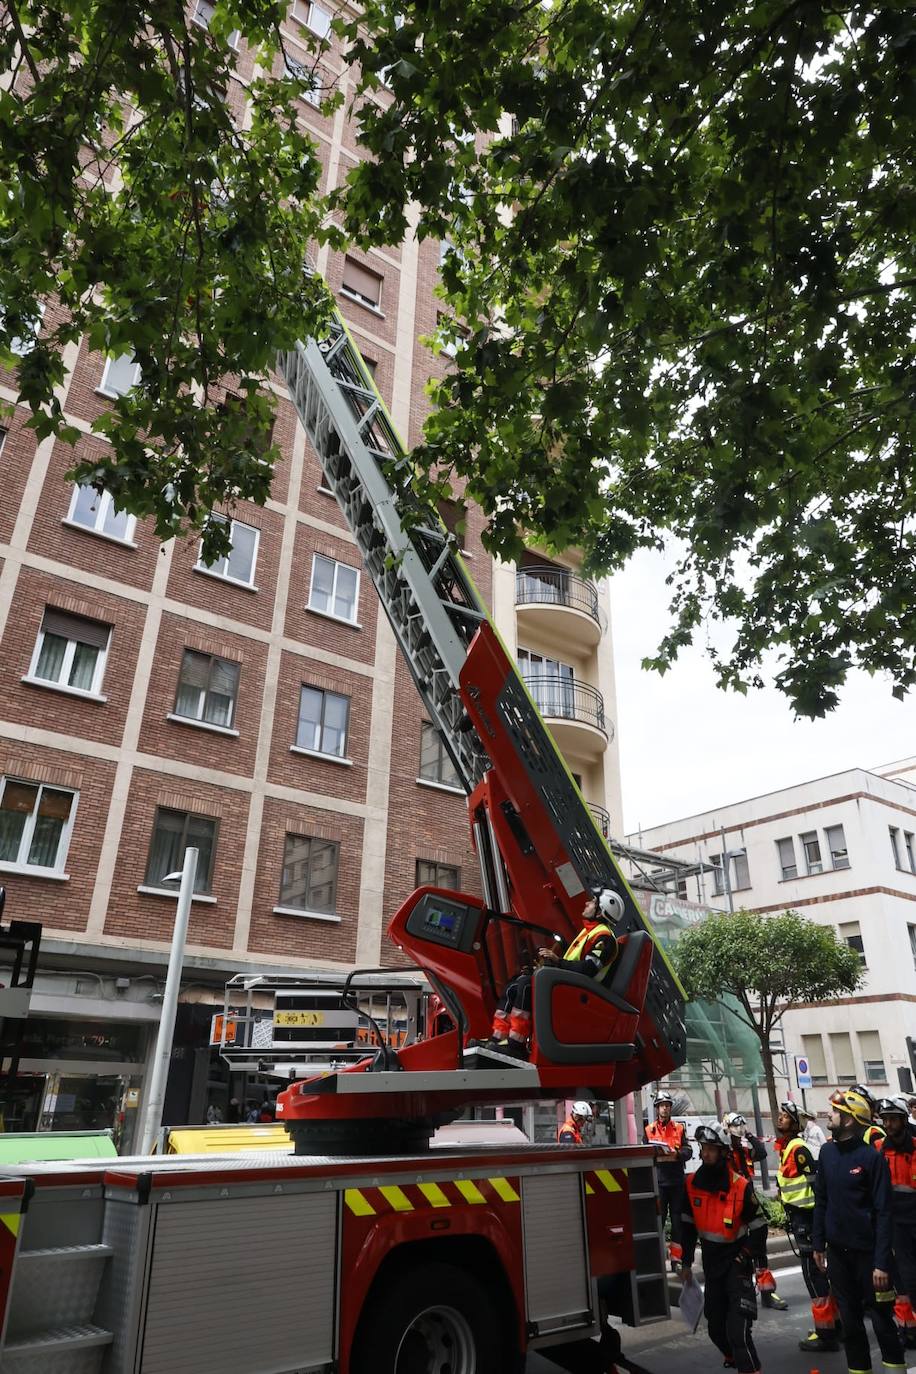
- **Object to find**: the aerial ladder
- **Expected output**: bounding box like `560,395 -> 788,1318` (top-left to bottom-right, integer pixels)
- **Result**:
271,320 -> 688,1154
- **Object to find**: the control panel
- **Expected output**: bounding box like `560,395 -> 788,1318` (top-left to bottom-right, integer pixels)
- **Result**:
404,892 -> 482,954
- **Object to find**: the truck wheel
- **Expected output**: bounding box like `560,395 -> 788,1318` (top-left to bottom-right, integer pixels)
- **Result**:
351,1261 -> 506,1374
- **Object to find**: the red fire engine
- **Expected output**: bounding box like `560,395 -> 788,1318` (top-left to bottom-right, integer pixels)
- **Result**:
0,316 -> 687,1374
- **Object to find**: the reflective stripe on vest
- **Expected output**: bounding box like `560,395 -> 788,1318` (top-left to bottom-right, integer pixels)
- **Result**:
777,1137 -> 815,1209
687,1172 -> 750,1244
564,921 -> 616,980
881,1141 -> 916,1193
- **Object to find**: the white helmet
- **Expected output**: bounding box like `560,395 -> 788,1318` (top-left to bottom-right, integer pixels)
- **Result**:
695,1122 -> 730,1149
723,1111 -> 746,1135
592,887 -> 625,922
572,1101 -> 593,1120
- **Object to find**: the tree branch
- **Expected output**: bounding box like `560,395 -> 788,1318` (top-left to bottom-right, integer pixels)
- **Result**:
6,0 -> 40,85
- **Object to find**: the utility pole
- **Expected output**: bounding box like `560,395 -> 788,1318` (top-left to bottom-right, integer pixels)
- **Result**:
139,848 -> 199,1155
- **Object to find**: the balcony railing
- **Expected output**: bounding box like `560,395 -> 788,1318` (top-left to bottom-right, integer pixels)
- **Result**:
523,675 -> 607,735
515,568 -> 606,631
588,803 -> 611,839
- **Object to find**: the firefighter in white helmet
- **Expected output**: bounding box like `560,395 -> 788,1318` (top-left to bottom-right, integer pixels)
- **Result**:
558,1101 -> 593,1144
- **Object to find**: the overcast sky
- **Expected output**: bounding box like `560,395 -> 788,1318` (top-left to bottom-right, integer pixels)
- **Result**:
610,549 -> 916,836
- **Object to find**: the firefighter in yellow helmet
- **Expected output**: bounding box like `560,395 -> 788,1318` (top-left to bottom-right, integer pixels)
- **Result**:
813,1088 -> 904,1373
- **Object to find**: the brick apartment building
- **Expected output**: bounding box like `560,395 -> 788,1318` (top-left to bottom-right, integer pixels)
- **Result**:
0,1 -> 623,1145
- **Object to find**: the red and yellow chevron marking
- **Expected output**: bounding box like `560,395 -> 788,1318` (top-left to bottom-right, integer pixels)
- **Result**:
584,1167 -> 625,1197
344,1174 -> 521,1216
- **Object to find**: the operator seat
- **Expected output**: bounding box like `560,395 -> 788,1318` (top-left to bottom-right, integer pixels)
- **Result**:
531,931 -> 652,1065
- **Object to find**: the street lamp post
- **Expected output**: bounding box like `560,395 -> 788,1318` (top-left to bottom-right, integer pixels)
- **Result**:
139,847 -> 199,1156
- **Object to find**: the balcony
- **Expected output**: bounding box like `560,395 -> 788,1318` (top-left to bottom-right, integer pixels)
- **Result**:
515,568 -> 606,649
588,802 -> 611,840
523,675 -> 610,757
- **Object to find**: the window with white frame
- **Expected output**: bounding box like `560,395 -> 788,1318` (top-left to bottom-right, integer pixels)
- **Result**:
285,53 -> 322,104
341,257 -> 383,310
839,919 -> 866,965
145,807 -> 217,894
296,685 -> 349,758
801,1033 -> 828,1085
196,515 -> 259,587
0,427 -> 7,455
279,834 -> 339,914
905,832 -> 916,873
776,836 -> 797,880
419,721 -> 460,789
174,649 -> 240,729
709,848 -> 750,896
825,823 -> 850,870
416,858 -> 460,889
308,553 -> 359,623
800,830 -> 823,875
858,1029 -> 886,1085
293,1 -> 332,38
829,1030 -> 856,1083
516,646 -> 574,717
890,826 -> 903,869
909,923 -> 916,970
98,354 -> 140,397
67,484 -> 135,543
190,0 -> 239,45
29,608 -> 110,695
0,778 -> 76,874
4,300 -> 45,356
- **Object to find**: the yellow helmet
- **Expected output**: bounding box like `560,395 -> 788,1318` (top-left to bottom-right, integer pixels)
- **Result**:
830,1089 -> 873,1128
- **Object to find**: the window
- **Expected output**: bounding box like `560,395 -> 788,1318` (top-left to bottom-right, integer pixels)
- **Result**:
294,1 -> 332,38
839,919 -> 866,965
800,830 -> 823,875
829,1031 -> 856,1084
29,608 -> 110,696
909,924 -> 916,970
0,779 -> 76,874
98,354 -> 140,397
825,823 -> 850,870
0,428 -> 7,455
173,650 -> 240,729
517,646 -> 574,717
776,836 -> 797,880
4,300 -> 45,356
67,484 -> 135,543
858,1030 -> 886,1085
196,515 -> 259,588
285,55 -> 321,104
709,848 -> 750,896
801,1034 -> 828,1086
416,858 -> 460,890
890,826 -> 903,869
419,722 -> 460,790
145,808 -> 217,894
191,0 -> 239,45
906,832 -> 916,873
341,257 -> 382,311
308,553 -> 359,623
295,685 -> 350,758
437,313 -> 468,359
279,834 -> 338,914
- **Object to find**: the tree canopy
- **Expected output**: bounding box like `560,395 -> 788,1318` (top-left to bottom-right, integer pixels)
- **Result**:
2,2 -> 914,710
674,907 -> 863,1118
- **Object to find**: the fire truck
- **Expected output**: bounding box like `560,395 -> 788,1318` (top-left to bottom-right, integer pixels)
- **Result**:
0,318 -> 687,1374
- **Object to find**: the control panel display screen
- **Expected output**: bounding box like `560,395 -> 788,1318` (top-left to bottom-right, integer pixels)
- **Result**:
405,893 -> 479,951
425,907 -> 458,935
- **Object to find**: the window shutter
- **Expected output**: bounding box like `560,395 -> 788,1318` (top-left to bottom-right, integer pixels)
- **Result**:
209,657 -> 239,698
41,608 -> 110,650
180,650 -> 212,691
342,258 -> 382,305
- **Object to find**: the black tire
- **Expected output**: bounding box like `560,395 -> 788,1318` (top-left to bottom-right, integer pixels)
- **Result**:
350,1261 -> 507,1374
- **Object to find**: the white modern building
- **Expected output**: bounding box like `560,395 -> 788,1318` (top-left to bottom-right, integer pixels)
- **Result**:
629,757 -> 916,1117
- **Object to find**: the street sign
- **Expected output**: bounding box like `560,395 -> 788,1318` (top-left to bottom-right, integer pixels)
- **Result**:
795,1055 -> 812,1090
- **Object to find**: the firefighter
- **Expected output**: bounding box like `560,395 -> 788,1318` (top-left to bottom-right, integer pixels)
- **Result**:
852,1082 -> 887,1149
485,887 -> 622,1057
679,1123 -> 767,1373
724,1111 -> 788,1312
771,1101 -> 840,1354
644,1090 -> 692,1269
878,1096 -> 916,1350
812,1088 -> 905,1374
558,1100 -> 593,1143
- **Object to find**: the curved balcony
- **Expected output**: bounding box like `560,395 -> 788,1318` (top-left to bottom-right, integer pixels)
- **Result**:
588,802 -> 611,840
523,675 -> 611,757
515,568 -> 606,649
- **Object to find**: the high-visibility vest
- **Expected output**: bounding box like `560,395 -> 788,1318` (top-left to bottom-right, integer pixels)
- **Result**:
646,1118 -> 687,1154
864,1123 -> 886,1150
880,1139 -> 916,1193
564,921 -> 617,980
687,1171 -> 751,1244
729,1140 -> 755,1181
558,1117 -> 582,1144
776,1136 -> 815,1209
